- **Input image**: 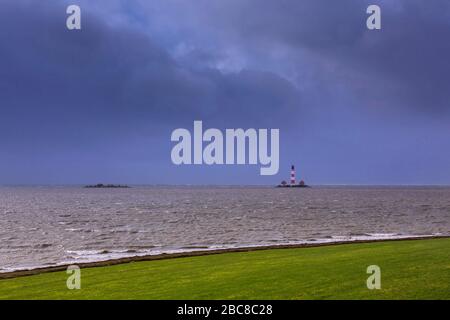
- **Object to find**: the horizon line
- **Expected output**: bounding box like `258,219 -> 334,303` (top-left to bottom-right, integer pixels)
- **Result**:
1,184 -> 450,187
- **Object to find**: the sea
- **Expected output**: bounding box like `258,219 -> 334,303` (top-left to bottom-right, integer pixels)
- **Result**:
0,186 -> 449,272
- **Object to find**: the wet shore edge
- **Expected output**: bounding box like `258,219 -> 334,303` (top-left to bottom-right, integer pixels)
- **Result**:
1,235 -> 448,280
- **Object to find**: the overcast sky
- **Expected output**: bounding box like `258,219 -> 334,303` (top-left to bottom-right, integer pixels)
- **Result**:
1,0 -> 449,185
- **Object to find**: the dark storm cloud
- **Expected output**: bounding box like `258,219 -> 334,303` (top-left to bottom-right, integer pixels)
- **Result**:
0,0 -> 300,149
140,0 -> 450,113
0,0 -> 449,184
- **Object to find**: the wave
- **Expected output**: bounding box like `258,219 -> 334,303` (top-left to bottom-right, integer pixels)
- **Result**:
0,233 -> 443,274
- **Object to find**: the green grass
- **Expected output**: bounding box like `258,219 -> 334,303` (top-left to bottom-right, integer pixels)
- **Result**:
0,238 -> 449,300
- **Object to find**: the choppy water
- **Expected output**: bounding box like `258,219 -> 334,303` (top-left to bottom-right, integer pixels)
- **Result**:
0,186 -> 449,272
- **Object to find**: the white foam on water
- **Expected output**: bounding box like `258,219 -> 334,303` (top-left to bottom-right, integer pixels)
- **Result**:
1,186 -> 449,274
0,233 -> 440,273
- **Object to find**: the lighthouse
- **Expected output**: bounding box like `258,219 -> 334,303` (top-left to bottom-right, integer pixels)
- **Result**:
290,165 -> 296,185
277,165 -> 310,188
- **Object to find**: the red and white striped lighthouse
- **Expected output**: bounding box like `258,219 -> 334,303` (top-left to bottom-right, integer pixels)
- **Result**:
290,165 -> 296,185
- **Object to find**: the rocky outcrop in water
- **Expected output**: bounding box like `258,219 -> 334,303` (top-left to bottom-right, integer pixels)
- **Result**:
84,184 -> 130,188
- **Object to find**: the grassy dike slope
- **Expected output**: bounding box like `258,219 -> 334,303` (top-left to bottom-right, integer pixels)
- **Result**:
0,238 -> 449,300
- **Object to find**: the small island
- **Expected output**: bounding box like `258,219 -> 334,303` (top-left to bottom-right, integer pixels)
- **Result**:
84,184 -> 130,189
277,180 -> 311,188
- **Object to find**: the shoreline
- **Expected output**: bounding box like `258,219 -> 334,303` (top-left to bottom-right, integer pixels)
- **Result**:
1,235 -> 448,280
